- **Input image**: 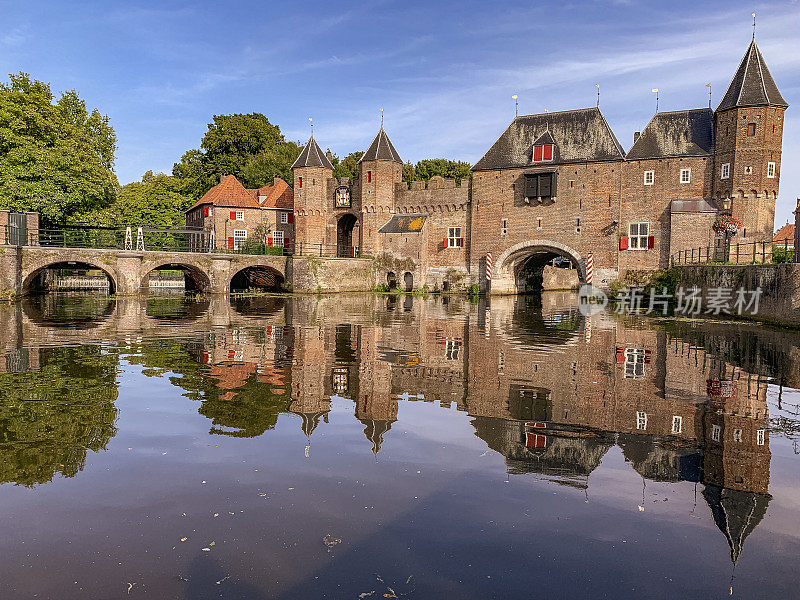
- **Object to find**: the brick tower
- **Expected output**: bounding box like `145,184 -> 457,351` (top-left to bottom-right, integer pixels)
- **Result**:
713,39 -> 788,241
292,135 -> 334,251
358,127 -> 403,254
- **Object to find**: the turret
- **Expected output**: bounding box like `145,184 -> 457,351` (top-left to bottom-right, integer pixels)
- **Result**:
291,135 -> 334,248
359,128 -> 403,254
713,40 -> 788,241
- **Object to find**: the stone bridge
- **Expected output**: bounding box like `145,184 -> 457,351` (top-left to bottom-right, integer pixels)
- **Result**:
0,246 -> 289,295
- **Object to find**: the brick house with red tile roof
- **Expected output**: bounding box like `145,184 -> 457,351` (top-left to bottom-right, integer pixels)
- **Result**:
773,222 -> 794,249
186,174 -> 294,251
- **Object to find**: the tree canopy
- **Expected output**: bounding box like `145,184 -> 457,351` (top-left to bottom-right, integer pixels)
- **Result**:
0,73 -> 118,224
405,158 -> 472,184
172,113 -> 300,195
85,171 -> 194,228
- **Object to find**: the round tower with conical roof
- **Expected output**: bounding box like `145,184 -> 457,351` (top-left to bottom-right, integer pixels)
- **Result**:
713,39 -> 788,242
291,135 -> 335,251
358,127 -> 404,255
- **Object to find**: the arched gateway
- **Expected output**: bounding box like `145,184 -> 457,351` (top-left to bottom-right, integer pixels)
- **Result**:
490,240 -> 586,294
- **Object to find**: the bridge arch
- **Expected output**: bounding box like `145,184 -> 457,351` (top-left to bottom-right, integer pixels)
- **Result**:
139,261 -> 211,293
492,240 -> 585,294
229,265 -> 286,292
22,259 -> 118,295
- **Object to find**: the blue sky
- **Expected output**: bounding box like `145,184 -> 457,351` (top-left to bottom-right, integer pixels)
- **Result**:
2,0 -> 799,226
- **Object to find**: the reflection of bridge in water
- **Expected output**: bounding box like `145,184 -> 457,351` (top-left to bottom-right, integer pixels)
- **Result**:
1,293 -> 797,564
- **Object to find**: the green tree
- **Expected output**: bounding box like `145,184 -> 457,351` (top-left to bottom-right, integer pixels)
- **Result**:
172,113 -> 297,195
331,151 -> 363,182
86,170 -> 195,228
241,140 -> 301,188
412,158 -> 472,184
0,73 -> 118,224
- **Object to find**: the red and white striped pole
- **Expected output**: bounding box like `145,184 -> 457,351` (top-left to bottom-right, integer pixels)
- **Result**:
586,253 -> 594,285
485,253 -> 493,280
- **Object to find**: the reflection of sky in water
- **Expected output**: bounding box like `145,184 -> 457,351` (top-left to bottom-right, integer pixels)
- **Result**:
0,295 -> 797,599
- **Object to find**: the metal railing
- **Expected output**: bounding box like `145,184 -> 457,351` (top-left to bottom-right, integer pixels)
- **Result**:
671,239 -> 797,266
0,223 -> 374,259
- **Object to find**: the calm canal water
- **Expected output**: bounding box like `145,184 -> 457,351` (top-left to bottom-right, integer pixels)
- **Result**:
0,293 -> 798,599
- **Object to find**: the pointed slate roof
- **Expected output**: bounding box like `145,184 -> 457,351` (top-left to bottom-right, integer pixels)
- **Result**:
627,109 -> 715,160
359,128 -> 402,163
472,107 -> 625,171
188,174 -> 260,211
717,40 -> 788,112
702,485 -> 771,564
291,135 -> 334,170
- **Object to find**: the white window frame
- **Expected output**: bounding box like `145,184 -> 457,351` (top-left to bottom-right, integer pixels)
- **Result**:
628,222 -> 649,250
235,210 -> 244,221
721,163 -> 730,179
757,429 -> 765,445
767,162 -> 776,178
636,411 -> 647,430
280,212 -> 289,224
233,229 -> 247,250
272,230 -> 284,247
625,348 -> 645,379
447,227 -> 463,248
733,428 -> 742,443
680,168 -> 691,184
445,339 -> 461,360
712,424 -> 721,442
671,416 -> 682,435
643,170 -> 654,186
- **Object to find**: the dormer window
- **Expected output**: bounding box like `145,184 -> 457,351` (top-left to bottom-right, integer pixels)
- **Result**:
533,144 -> 553,162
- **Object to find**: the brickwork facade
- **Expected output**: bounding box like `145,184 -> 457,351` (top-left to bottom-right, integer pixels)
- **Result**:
185,39 -> 785,293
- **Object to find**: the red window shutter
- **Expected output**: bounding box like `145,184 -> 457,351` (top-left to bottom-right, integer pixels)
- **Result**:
267,236 -> 273,246
459,237 -> 464,247
644,350 -> 651,364
228,236 -> 234,248
367,171 -> 372,183
647,235 -> 655,249
533,145 -> 543,162
443,237 -> 449,248
526,433 -> 547,448
619,236 -> 629,250
298,176 -> 302,188
287,212 -> 294,223
204,206 -> 209,217
543,144 -> 553,161
230,211 -> 236,220
616,347 -> 625,363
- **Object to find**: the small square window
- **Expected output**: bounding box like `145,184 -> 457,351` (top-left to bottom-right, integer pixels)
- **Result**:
235,210 -> 244,220
680,168 -> 691,184
272,230 -> 284,247
636,411 -> 647,430
532,144 -> 553,162
280,212 -> 288,224
445,339 -> 461,360
767,162 -> 776,178
721,163 -> 730,179
447,227 -> 463,248
625,348 -> 645,379
672,416 -> 683,434
712,424 -> 721,441
744,166 -> 752,175
757,429 -> 765,445
628,222 -> 649,250
643,170 -> 654,185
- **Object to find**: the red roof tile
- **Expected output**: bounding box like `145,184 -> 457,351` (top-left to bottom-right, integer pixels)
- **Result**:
188,175 -> 261,211
773,223 -> 795,243
256,178 -> 294,210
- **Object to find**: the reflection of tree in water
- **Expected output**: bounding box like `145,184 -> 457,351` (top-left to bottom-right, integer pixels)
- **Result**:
129,340 -> 291,438
0,346 -> 119,486
22,295 -> 116,329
